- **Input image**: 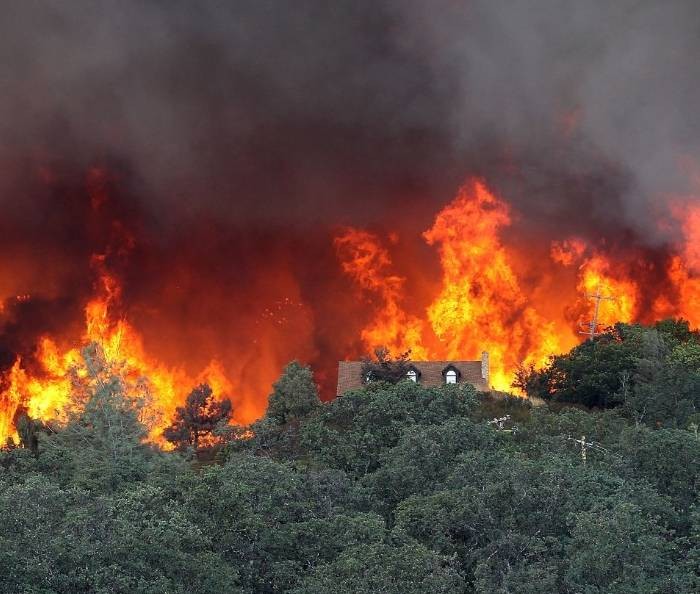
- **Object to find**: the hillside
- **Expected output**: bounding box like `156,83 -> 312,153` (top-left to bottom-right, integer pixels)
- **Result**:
1,324 -> 699,593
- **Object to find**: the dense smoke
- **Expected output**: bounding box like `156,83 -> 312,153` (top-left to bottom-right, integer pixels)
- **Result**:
1,1 -> 700,402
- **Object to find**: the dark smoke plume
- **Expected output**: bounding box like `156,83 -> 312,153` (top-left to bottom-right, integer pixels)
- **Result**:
1,1 -> 699,396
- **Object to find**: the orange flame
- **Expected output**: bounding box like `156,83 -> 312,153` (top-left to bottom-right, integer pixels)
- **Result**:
668,202 -> 700,327
4,173 -> 700,443
423,181 -> 575,389
0,269 -> 247,445
334,229 -> 428,358
337,180 -> 580,391
335,180 -> 685,392
577,255 -> 638,328
550,238 -> 586,267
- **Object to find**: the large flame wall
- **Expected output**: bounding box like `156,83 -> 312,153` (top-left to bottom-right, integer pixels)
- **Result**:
4,2 -> 700,444
2,170 -> 700,444
336,179 -> 700,391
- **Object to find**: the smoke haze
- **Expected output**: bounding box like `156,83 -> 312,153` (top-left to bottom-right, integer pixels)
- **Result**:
1,1 -> 700,402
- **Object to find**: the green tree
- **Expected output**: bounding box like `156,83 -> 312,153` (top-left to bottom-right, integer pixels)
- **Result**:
361,346 -> 412,384
518,320 -> 700,428
164,384 -> 232,451
37,375 -> 157,492
517,324 -> 642,407
300,381 -> 477,475
266,361 -> 321,424
564,501 -> 681,593
293,541 -> 465,594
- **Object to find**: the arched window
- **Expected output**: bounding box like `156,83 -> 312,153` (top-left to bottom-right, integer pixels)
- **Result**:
445,369 -> 457,384
407,369 -> 417,382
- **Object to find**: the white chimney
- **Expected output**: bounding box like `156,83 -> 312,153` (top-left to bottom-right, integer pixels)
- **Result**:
481,351 -> 489,383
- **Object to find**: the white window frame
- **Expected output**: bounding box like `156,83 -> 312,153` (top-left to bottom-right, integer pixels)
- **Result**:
445,369 -> 457,384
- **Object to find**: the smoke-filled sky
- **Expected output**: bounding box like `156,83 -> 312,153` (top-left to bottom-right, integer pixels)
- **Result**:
1,1 -> 700,398
4,1 -> 700,230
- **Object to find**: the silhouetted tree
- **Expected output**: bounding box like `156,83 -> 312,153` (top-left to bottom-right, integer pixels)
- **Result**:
361,346 -> 412,384
14,411 -> 45,455
266,361 -> 321,424
164,384 -> 232,451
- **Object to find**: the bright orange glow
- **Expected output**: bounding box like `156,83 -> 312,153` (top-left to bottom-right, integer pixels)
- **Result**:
577,255 -> 638,327
335,179 -> 700,393
423,181 -> 575,389
3,173 -> 700,444
0,268 -> 242,445
682,203 -> 700,274
337,180 -> 581,391
550,238 -> 586,267
667,202 -> 700,327
669,256 -> 700,328
335,229 -> 428,359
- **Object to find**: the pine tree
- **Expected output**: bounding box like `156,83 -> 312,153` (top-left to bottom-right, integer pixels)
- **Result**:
163,384 -> 232,451
266,361 -> 320,424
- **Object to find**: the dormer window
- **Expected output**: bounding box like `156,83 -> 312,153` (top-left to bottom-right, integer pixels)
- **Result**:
442,365 -> 460,384
405,365 -> 421,383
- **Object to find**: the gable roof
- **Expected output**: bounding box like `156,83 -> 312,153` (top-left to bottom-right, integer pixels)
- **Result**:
336,359 -> 489,396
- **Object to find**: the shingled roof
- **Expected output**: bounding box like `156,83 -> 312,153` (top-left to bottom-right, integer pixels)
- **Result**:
336,353 -> 490,396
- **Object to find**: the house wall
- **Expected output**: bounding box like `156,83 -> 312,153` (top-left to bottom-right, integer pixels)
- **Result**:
336,359 -> 490,395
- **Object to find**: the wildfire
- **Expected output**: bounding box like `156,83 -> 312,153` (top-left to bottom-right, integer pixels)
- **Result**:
0,266 -> 243,445
337,179 -> 700,392
3,170 -> 700,444
334,230 -> 428,359
577,255 -> 638,327
423,181 -> 573,389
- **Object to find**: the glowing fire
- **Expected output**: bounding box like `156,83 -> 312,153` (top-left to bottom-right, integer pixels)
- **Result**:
577,255 -> 638,328
336,179 -> 700,392
334,230 -> 428,359
3,172 -> 700,444
423,181 -> 574,389
0,164 -> 321,445
0,267 -> 242,445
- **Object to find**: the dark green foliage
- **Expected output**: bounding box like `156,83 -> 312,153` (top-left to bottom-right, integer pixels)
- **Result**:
515,323 -> 643,407
360,346 -> 412,384
293,541 -> 465,593
266,361 -> 321,424
517,319 -> 700,429
299,380 -> 478,474
564,500 -> 691,593
34,375 -> 160,492
2,345 -> 700,593
164,383 -> 232,451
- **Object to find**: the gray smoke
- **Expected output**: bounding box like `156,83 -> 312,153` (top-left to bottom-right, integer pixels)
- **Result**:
2,0 -> 700,398
2,1 -> 699,240
391,0 -> 700,241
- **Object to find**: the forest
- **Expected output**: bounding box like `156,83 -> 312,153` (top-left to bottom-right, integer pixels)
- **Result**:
1,320 -> 699,593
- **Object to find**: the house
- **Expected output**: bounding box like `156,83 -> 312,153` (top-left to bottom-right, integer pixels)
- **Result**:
336,352 -> 490,395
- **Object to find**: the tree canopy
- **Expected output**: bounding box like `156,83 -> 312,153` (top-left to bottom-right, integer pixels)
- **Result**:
266,361 -> 321,424
163,383 -> 232,451
361,346 -> 412,384
1,324 -> 699,592
516,319 -> 700,428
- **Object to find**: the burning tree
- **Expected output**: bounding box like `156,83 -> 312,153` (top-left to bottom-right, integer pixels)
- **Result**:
163,383 -> 232,451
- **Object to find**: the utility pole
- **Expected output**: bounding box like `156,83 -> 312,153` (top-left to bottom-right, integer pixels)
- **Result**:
579,286 -> 616,340
566,435 -> 617,465
573,435 -> 592,465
